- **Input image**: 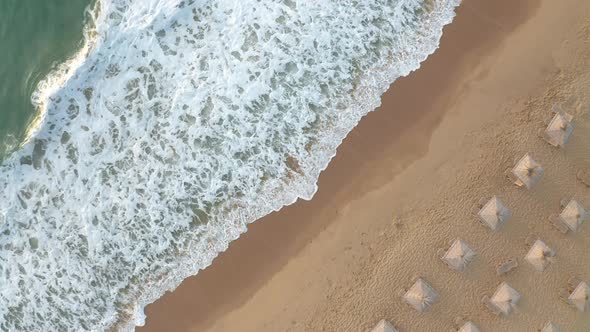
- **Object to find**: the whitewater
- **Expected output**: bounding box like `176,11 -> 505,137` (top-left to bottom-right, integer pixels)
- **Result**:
0,0 -> 460,330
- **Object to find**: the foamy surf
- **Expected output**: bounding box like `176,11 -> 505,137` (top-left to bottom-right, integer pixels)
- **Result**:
0,0 -> 460,330
26,2 -> 100,148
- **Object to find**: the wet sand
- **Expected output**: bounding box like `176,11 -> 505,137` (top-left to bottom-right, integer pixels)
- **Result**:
140,0 -> 590,331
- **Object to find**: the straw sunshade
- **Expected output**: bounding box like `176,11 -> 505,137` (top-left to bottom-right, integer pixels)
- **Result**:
489,282 -> 521,315
511,153 -> 544,189
442,239 -> 476,271
543,112 -> 574,147
370,319 -> 397,332
568,281 -> 590,312
458,321 -> 480,332
541,322 -> 561,332
478,196 -> 512,230
525,240 -> 555,272
559,199 -> 588,232
403,278 -> 439,313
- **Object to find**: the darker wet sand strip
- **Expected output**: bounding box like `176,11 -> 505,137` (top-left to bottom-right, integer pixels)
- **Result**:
139,1 -> 545,331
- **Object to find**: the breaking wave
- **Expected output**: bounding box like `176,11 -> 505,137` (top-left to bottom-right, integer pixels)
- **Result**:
0,0 -> 460,330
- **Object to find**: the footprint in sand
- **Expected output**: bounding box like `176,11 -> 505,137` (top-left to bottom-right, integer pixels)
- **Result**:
577,169 -> 590,187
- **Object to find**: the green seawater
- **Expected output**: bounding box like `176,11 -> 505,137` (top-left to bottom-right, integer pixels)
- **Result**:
0,0 -> 92,159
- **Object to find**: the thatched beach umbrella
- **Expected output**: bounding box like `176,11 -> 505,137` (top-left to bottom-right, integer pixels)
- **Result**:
489,282 -> 521,315
541,321 -> 561,332
442,239 -> 476,271
478,196 -> 512,231
370,319 -> 397,332
543,112 -> 574,147
568,281 -> 590,312
559,199 -> 588,232
458,321 -> 480,332
511,153 -> 544,189
402,278 -> 439,313
525,240 -> 555,272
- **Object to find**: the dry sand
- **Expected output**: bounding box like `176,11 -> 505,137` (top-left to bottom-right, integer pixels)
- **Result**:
140,0 -> 590,331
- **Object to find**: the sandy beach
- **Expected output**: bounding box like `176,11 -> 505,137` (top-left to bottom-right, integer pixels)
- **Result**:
140,0 -> 590,331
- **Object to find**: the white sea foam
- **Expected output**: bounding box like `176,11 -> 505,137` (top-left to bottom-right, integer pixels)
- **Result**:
0,0 -> 460,330
26,2 -> 101,148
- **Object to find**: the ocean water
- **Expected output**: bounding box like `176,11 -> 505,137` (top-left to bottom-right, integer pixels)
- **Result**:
0,0 -> 93,159
0,0 -> 461,330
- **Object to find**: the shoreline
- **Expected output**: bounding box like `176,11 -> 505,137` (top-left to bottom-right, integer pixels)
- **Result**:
140,0 -> 590,331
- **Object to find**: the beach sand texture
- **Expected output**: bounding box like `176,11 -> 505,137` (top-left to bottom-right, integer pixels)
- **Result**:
140,0 -> 590,331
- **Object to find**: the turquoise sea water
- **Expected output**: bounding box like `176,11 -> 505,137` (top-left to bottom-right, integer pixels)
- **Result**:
0,0 -> 92,159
